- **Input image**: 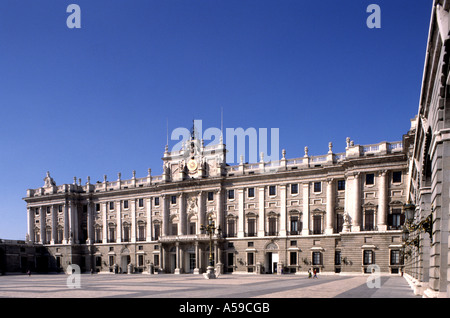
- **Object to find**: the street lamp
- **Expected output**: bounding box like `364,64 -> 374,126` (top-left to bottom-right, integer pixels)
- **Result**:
402,202 -> 433,243
200,215 -> 222,279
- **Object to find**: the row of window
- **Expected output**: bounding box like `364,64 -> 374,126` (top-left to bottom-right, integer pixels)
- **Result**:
34,171 -> 404,216
36,207 -> 405,244
243,250 -> 403,268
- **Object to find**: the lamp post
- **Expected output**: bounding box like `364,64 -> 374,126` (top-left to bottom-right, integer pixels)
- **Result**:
200,215 -> 222,279
401,202 -> 433,276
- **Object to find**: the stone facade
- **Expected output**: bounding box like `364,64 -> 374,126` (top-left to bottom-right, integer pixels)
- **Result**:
23,131 -> 410,276
404,0 -> 450,298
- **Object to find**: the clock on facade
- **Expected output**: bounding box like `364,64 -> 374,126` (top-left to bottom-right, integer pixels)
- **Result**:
187,159 -> 198,172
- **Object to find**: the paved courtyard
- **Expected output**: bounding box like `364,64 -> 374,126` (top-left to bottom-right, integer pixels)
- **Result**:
0,273 -> 418,298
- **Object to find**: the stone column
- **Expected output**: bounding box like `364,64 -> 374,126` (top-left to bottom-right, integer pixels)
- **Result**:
258,186 -> 265,237
146,197 -> 153,242
280,184 -> 287,236
40,206 -> 45,244
86,199 -> 93,245
302,183 -> 310,235
72,202 -> 79,243
67,202 -> 73,244
238,188 -> 245,238
352,173 -> 361,232
51,205 -> 58,244
377,170 -> 388,231
198,191 -> 205,234
27,207 -> 34,243
194,241 -> 200,274
179,193 -> 186,235
131,199 -> 136,243
216,188 -> 224,232
116,201 -> 122,243
175,242 -> 181,274
162,195 -> 169,236
325,179 -> 335,234
63,201 -> 69,244
102,202 -> 108,243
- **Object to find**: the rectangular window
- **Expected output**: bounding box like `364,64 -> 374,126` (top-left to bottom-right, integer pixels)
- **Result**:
154,197 -> 160,206
108,227 -> 115,242
312,252 -> 322,265
154,255 -> 160,267
171,224 -> 178,235
189,222 -> 196,235
313,215 -> 322,234
59,205 -> 64,213
247,219 -> 256,236
365,210 -> 374,231
291,184 -> 298,194
363,250 -> 374,265
95,204 -> 100,212
123,200 -> 129,209
153,224 -> 160,240
290,216 -> 299,235
392,171 -> 402,183
247,253 -> 254,266
268,218 -> 277,236
171,195 -> 177,204
138,198 -> 144,207
391,250 -> 401,265
95,256 -> 102,267
337,180 -> 346,191
335,251 -> 341,265
95,228 -> 102,243
336,214 -> 344,233
366,173 -> 375,185
109,202 -> 114,210
269,185 -> 276,196
228,189 -> 235,200
227,219 -> 236,237
389,208 -> 404,230
248,188 -> 255,198
138,255 -> 144,267
138,225 -> 145,241
314,182 -> 321,193
208,191 -> 214,201
290,252 -> 297,265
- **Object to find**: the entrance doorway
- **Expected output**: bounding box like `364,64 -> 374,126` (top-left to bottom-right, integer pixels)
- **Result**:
121,255 -> 130,273
265,252 -> 278,274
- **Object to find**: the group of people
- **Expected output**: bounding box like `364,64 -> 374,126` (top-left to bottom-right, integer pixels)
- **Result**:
307,268 -> 318,279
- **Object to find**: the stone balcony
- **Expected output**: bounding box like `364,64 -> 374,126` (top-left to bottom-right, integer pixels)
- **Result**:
158,233 -> 222,243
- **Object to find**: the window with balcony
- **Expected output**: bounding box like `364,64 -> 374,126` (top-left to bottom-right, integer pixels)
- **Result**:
364,210 -> 374,231
268,217 -> 277,236
247,218 -> 256,237
313,215 -> 322,234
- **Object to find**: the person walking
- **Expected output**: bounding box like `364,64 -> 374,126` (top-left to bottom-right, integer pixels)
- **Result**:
308,269 -> 312,278
313,269 -> 318,279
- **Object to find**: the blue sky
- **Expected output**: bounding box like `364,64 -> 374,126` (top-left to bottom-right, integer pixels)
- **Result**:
0,0 -> 432,239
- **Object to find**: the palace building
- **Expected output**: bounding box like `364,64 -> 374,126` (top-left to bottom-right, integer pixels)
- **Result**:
23,127 -> 412,276
402,0 -> 450,298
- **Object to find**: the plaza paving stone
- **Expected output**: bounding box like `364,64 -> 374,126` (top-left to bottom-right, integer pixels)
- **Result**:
0,273 -> 419,299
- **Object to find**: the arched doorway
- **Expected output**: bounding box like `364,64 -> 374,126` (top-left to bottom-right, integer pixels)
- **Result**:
120,247 -> 130,273
264,242 -> 279,274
